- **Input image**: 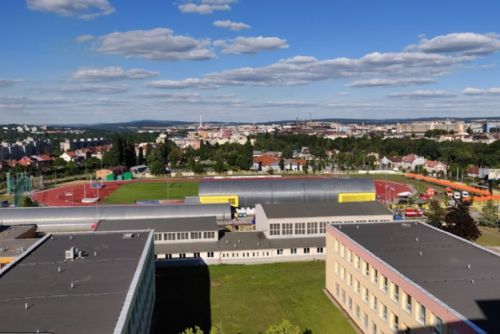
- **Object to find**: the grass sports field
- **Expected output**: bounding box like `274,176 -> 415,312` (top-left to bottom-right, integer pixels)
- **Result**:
103,181 -> 199,204
153,261 -> 356,334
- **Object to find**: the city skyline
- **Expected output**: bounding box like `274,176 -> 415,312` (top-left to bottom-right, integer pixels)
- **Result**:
1,0 -> 500,124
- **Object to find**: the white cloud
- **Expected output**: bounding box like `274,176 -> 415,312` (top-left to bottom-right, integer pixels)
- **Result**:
26,0 -> 115,19
148,50 -> 467,89
62,84 -> 129,94
74,67 -> 159,80
76,34 -> 95,43
216,36 -> 289,54
179,0 -> 235,14
82,28 -> 215,61
388,90 -> 456,98
415,32 -> 500,55
347,78 -> 436,88
462,87 -> 500,96
0,79 -> 18,87
213,20 -> 250,31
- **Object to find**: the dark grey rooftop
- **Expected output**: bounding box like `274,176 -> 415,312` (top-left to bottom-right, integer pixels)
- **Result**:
261,201 -> 392,219
331,221 -> 500,334
96,216 -> 218,233
0,225 -> 37,240
154,232 -> 324,254
0,238 -> 39,257
0,231 -> 151,334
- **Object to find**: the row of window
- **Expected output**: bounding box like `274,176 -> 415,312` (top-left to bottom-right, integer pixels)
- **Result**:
154,231 -> 216,242
334,239 -> 444,334
269,222 -> 327,236
159,247 -> 325,260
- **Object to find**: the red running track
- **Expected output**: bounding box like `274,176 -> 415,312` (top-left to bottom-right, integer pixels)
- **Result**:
32,182 -> 123,207
374,180 -> 414,202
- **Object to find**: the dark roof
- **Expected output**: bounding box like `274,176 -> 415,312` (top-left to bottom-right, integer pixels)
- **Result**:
0,225 -> 37,240
0,238 -> 39,257
96,216 -> 218,233
0,231 -> 152,334
261,201 -> 392,219
153,232 -> 324,254
331,221 -> 500,333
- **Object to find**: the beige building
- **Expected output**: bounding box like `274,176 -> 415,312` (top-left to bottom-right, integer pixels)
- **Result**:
326,221 -> 499,334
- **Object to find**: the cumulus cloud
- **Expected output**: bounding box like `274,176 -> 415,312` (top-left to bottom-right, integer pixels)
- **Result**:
148,49 -> 467,89
179,0 -> 235,14
347,78 -> 436,88
462,87 -> 500,95
213,20 -> 250,31
215,36 -> 289,54
0,79 -> 18,87
26,0 -> 115,19
81,28 -> 215,61
388,90 -> 456,98
415,32 -> 500,55
74,67 -> 159,81
62,84 -> 129,94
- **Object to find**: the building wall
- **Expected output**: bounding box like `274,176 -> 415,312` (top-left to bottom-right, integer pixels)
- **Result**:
153,230 -> 218,243
156,246 -> 325,265
255,207 -> 393,239
325,226 -> 481,334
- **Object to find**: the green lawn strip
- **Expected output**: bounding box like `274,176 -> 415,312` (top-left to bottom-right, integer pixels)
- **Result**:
476,226 -> 500,247
209,262 -> 356,334
103,181 -> 199,204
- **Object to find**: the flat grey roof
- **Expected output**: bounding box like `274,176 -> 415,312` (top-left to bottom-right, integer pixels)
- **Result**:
331,222 -> 500,333
0,238 -> 39,257
0,231 -> 151,334
154,232 -> 324,254
0,225 -> 37,240
96,216 -> 218,233
261,201 -> 392,219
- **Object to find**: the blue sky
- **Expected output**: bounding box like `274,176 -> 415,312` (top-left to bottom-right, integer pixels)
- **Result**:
1,0 -> 500,124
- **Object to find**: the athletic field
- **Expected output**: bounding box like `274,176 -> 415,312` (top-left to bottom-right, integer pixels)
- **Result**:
103,181 -> 199,204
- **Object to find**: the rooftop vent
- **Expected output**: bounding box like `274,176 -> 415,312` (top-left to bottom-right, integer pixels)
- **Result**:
122,233 -> 135,239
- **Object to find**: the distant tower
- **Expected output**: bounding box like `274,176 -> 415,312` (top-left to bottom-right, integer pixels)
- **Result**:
199,113 -> 203,129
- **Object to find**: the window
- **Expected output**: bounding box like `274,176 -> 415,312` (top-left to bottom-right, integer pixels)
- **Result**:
371,295 -> 378,311
317,247 -> 324,253
166,254 -> 172,259
348,297 -> 352,311
319,221 -> 326,233
392,284 -> 400,302
277,249 -> 284,255
340,244 -> 345,257
347,249 -> 352,263
291,248 -> 297,254
296,223 -> 306,235
364,262 -> 370,276
348,274 -> 353,287
193,252 -> 200,258
372,269 -> 378,285
341,289 -> 346,303
381,276 -> 388,293
354,255 -> 360,269
154,233 -> 162,241
335,283 -> 340,297
417,303 -> 426,324
177,232 -> 188,240
334,239 -> 339,252
405,294 -> 412,313
304,247 -> 310,254
355,304 -> 360,319
340,267 -> 345,280
371,321 -> 377,334
392,314 -> 399,331
191,232 -> 202,240
203,231 -> 215,239
355,280 -> 360,294
307,222 -> 318,234
164,233 -> 176,241
433,316 -> 443,334
380,304 -> 387,321
363,313 -> 369,329
334,261 -> 339,274
207,251 -> 214,258
282,223 -> 293,235
270,223 -> 280,236
362,286 -> 369,303
179,253 -> 186,258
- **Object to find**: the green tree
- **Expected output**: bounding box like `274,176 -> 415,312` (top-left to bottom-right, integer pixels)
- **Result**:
265,320 -> 302,334
444,202 -> 481,241
427,199 -> 446,227
23,197 -> 39,207
279,158 -> 285,171
149,160 -> 165,176
478,200 -> 499,227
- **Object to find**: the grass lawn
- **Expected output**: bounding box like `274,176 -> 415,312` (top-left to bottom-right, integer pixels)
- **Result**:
152,261 -> 356,334
476,226 -> 500,247
103,181 -> 199,204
